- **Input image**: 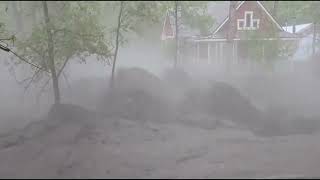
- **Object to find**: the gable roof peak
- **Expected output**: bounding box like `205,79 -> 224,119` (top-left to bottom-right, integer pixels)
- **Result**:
212,1 -> 284,35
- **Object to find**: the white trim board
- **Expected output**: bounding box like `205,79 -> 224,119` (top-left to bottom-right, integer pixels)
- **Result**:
256,1 -> 283,31
238,11 -> 260,30
213,1 -> 245,34
212,1 -> 284,35
194,38 -> 299,42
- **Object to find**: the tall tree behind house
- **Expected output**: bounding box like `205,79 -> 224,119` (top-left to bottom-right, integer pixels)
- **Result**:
272,1 -> 279,19
312,1 -> 320,57
227,1 -> 237,41
174,1 -> 178,68
227,1 -> 237,64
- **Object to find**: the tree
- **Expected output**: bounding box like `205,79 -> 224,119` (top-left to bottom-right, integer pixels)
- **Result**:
14,1 -> 113,104
226,1 -> 237,67
160,1 -> 214,64
178,1 -> 214,36
309,1 -> 320,57
272,1 -> 279,19
10,1 -> 24,33
42,1 -> 60,104
102,1 -> 213,86
0,2 -> 11,36
107,1 -> 172,87
174,1 -> 178,68
110,1 -> 123,88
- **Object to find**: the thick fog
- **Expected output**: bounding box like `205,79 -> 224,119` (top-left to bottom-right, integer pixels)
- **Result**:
1,1 -> 320,179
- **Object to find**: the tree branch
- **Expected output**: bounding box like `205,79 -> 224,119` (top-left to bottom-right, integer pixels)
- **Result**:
24,43 -> 47,59
8,49 -> 50,73
58,56 -> 71,77
62,71 -> 71,90
37,55 -> 71,99
8,66 -> 32,85
53,28 -> 104,39
23,68 -> 42,94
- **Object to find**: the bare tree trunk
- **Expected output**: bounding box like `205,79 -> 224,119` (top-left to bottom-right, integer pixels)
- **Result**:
43,1 -> 61,105
174,1 -> 179,68
312,2 -> 320,57
227,1 -> 236,41
31,4 -> 38,27
312,22 -> 317,57
272,1 -> 279,19
110,1 -> 124,88
227,1 -> 237,66
11,1 -> 24,33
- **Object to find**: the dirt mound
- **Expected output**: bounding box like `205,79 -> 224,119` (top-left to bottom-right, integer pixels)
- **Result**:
102,68 -> 174,123
253,119 -> 320,137
241,105 -> 320,137
162,68 -> 192,89
104,88 -> 173,123
253,108 -> 320,137
63,77 -> 108,110
177,80 -> 320,136
179,87 -> 209,115
115,67 -> 167,98
179,81 -> 263,129
0,104 -> 101,149
47,103 -> 99,123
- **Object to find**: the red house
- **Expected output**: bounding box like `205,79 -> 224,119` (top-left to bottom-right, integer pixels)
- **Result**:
163,1 -> 301,68
161,10 -> 175,41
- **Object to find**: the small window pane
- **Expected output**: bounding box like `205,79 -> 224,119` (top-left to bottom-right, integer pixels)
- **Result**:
253,21 -> 258,28
239,21 -> 244,28
246,13 -> 251,27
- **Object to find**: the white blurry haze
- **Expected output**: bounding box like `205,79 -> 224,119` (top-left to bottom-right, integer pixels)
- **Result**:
1,2 -> 320,178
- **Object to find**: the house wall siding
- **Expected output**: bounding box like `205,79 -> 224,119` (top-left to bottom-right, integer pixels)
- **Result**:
218,1 -> 280,38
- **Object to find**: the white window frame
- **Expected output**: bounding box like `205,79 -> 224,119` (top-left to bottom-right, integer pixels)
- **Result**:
237,11 -> 260,31
237,19 -> 244,30
242,11 -> 259,30
252,19 -> 260,29
244,11 -> 253,28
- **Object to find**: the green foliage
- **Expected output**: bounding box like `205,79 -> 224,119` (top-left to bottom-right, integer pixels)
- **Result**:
161,39 -> 176,61
245,31 -> 280,62
265,1 -> 320,25
158,1 -> 214,36
99,1 -> 166,51
244,29 -> 298,65
159,1 -> 214,58
16,1 -> 113,73
2,1 -> 215,69
104,1 -> 213,45
276,1 -> 307,25
0,2 -> 11,37
305,1 -> 320,23
179,1 -> 214,36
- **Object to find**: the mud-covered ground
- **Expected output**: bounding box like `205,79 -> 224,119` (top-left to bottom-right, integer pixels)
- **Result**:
0,115 -> 319,179
1,62 -> 320,178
